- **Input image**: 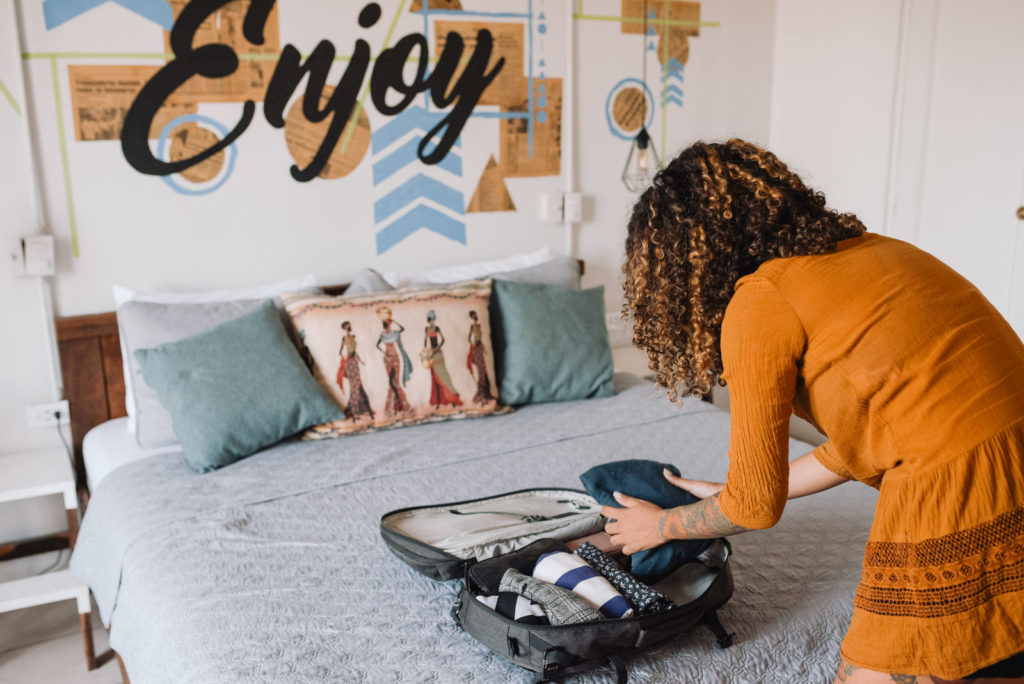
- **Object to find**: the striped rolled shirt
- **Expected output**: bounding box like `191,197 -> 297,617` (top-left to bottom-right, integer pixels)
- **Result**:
533,551 -> 634,618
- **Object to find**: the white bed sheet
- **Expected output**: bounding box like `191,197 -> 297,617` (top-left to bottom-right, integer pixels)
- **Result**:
82,418 -> 181,492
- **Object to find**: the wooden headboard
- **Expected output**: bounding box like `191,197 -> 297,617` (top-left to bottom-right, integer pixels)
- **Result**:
54,263 -> 584,495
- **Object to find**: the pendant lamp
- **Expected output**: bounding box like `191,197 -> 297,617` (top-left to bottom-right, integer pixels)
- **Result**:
622,0 -> 660,192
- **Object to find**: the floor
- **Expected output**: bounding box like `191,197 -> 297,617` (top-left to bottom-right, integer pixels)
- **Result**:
0,552 -> 122,684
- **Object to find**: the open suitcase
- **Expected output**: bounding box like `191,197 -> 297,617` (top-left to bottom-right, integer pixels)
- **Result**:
381,488 -> 736,683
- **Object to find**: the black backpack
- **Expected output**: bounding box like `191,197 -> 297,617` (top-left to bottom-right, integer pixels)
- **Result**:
381,487 -> 735,683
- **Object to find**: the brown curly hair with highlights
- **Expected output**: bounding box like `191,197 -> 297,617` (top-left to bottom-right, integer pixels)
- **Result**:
623,139 -> 865,401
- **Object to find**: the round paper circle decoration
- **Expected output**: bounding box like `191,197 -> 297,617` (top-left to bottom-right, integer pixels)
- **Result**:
605,78 -> 656,141
156,114 -> 238,196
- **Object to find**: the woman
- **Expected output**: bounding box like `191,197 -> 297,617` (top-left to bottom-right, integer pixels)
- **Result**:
337,321 -> 373,422
375,306 -> 413,417
604,139 -> 1024,682
422,310 -> 462,409
466,310 -> 495,404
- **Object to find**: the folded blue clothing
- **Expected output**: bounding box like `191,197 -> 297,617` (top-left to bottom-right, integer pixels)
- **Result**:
580,459 -> 714,583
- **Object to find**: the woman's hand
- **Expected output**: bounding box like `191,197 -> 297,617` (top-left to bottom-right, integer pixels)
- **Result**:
602,492 -> 667,555
662,469 -> 725,499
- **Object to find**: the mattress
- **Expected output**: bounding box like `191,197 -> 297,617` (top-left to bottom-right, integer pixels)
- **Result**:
70,374 -> 879,683
81,417 -> 181,492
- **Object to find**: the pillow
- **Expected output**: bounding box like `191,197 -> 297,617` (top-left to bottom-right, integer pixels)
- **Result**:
490,255 -> 581,290
118,300 -> 264,448
344,268 -> 394,295
491,280 -> 614,405
114,274 -> 319,432
380,247 -> 551,288
283,280 -> 506,439
407,256 -> 582,291
134,300 -> 342,473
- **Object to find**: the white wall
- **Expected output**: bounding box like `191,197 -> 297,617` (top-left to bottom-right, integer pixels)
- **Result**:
768,0 -> 902,232
0,2 -> 68,540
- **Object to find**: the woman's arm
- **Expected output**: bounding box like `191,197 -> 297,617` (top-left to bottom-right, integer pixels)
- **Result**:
603,449 -> 850,554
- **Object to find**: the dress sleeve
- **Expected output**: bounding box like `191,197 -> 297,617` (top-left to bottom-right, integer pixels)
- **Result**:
716,277 -> 807,530
811,441 -> 854,480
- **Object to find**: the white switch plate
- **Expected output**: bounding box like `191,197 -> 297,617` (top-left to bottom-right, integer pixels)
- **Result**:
563,193 -> 583,223
25,400 -> 70,428
539,192 -> 564,224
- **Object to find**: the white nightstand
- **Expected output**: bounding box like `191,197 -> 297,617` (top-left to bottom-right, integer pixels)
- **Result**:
0,449 -> 96,670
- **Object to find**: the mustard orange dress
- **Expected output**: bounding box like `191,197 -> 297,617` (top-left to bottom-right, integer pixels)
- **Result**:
715,233 -> 1024,678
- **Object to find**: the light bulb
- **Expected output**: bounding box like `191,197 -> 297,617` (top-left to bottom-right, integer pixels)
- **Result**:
637,147 -> 650,172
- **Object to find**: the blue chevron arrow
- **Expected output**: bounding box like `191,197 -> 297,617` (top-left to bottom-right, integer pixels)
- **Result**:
371,105 -> 462,153
539,58 -> 546,67
44,0 -> 173,30
664,84 -> 683,98
666,58 -> 685,74
373,138 -> 462,185
374,173 -> 464,223
664,95 -> 684,107
376,205 -> 466,254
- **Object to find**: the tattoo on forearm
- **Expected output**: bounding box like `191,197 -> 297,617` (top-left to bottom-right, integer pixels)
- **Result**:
657,494 -> 748,541
889,676 -> 918,683
836,661 -> 858,683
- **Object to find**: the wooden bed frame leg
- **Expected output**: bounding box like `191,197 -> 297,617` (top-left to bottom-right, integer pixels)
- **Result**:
66,508 -> 79,549
79,612 -> 96,671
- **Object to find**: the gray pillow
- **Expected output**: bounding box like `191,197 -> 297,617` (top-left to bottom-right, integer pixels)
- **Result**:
134,300 -> 343,473
345,268 -> 394,295
119,299 -> 264,448
407,256 -> 581,290
491,256 -> 581,289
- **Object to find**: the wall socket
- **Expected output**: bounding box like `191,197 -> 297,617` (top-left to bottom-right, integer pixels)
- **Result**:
25,400 -> 70,428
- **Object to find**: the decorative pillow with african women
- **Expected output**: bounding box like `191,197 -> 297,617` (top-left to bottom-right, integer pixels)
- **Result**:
283,280 -> 507,438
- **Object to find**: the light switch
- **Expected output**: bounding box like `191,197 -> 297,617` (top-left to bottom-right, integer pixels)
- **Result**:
24,236 -> 55,276
539,192 -> 564,224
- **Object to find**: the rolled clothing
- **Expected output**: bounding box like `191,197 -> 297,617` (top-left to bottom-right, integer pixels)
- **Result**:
499,569 -> 603,626
575,542 -> 674,616
475,592 -> 549,625
533,552 -> 633,619
581,459 -> 713,582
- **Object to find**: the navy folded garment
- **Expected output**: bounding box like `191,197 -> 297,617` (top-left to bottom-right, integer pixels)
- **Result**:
580,459 -> 714,583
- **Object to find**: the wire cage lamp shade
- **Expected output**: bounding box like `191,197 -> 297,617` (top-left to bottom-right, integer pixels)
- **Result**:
622,126 -> 659,192
621,0 -> 659,192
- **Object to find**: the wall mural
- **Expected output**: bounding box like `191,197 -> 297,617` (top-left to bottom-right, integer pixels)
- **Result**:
20,1 -> 715,262
32,0 -> 561,256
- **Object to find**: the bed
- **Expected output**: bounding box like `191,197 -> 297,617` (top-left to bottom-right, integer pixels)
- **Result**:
57,261 -> 879,683
68,371 -> 878,683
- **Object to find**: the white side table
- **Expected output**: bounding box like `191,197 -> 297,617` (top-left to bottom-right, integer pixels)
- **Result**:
0,449 -> 95,670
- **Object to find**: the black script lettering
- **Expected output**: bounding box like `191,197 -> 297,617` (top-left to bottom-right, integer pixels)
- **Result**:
417,30 -> 503,164
120,0 -> 277,175
370,33 -> 430,115
263,3 -> 377,181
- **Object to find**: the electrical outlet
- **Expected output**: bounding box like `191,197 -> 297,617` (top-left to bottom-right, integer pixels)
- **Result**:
25,400 -> 70,428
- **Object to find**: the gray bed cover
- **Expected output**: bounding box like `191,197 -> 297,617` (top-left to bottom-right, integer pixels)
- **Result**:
71,374 -> 878,683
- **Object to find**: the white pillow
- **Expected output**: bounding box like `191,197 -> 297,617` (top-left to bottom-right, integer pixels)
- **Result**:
113,274 -> 318,432
380,247 -> 552,289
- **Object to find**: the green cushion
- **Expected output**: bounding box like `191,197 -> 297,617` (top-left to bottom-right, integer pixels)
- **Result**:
134,300 -> 343,472
491,281 -> 615,405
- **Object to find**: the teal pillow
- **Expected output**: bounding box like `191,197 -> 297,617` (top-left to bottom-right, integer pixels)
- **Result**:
491,281 -> 615,405
134,300 -> 343,472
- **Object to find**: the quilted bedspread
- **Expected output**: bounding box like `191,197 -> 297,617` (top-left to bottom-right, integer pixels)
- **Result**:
71,374 -> 878,683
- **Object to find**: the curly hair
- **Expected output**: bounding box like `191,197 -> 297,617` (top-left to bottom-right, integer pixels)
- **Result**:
623,138 -> 865,401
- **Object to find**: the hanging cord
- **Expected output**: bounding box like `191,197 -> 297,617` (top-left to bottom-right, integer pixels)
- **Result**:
36,548 -> 67,576
54,409 -> 74,473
